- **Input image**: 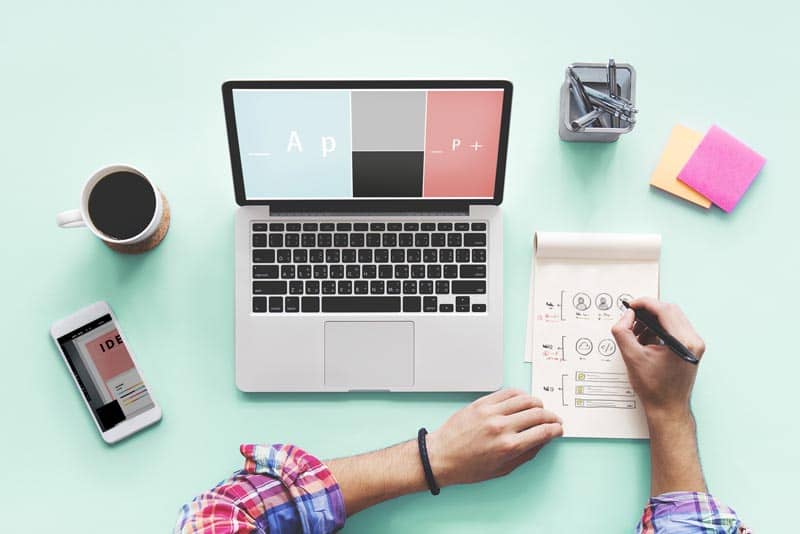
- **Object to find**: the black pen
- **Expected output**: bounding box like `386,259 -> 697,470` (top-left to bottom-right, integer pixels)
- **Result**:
621,301 -> 700,364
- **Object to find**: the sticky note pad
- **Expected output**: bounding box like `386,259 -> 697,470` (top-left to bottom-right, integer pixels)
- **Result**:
678,125 -> 766,212
650,125 -> 711,208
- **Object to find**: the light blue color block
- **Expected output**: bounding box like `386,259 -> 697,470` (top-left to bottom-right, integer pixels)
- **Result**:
233,89 -> 352,199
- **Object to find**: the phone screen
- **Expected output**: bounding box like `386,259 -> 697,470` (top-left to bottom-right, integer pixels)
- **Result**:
57,313 -> 155,431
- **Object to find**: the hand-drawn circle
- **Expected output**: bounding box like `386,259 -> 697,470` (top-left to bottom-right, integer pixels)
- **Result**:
595,293 -> 613,310
576,337 -> 593,356
573,292 -> 591,311
618,294 -> 634,310
598,338 -> 617,356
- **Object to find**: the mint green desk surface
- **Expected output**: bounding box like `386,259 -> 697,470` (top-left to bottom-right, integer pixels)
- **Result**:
0,1 -> 794,532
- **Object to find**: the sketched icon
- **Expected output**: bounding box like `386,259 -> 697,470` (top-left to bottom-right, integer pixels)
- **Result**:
576,338 -> 593,356
618,294 -> 633,310
573,292 -> 591,311
598,338 -> 617,356
595,293 -> 613,311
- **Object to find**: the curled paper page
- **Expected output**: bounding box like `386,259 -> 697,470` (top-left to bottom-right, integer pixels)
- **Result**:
524,232 -> 661,439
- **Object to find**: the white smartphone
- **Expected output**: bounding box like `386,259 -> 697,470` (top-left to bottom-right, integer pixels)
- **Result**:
50,301 -> 162,444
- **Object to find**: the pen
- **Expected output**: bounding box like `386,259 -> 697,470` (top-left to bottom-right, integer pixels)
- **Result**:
570,108 -> 604,130
567,67 -> 602,127
621,301 -> 699,364
608,58 -> 619,128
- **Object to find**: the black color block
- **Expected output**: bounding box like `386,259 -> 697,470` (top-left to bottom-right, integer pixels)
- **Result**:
352,152 -> 424,197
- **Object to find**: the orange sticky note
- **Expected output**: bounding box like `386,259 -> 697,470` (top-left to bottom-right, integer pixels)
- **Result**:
650,125 -> 711,208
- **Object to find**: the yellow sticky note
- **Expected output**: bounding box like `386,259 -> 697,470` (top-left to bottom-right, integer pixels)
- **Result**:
650,125 -> 712,208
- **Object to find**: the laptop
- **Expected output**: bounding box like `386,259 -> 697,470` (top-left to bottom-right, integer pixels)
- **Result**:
222,80 -> 512,392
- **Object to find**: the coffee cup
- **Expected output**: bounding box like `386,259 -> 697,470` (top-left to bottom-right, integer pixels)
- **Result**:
56,164 -> 170,253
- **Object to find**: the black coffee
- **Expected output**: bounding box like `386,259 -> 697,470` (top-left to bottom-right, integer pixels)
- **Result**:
88,171 -> 156,240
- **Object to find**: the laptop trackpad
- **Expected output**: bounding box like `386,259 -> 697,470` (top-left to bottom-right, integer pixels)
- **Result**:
324,322 -> 414,388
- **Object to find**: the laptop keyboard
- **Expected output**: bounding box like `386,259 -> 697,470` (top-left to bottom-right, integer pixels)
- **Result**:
250,221 -> 488,314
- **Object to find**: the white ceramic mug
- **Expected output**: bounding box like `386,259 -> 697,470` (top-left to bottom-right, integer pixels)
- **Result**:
56,164 -> 168,251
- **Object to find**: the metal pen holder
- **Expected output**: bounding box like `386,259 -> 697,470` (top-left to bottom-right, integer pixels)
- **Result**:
559,62 -> 637,142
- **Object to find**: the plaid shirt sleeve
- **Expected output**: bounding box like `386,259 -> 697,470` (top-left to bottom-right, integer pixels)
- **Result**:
174,444 -> 346,534
636,492 -> 750,534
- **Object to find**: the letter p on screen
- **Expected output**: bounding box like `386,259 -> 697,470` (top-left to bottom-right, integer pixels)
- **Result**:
451,138 -> 461,151
321,136 -> 336,158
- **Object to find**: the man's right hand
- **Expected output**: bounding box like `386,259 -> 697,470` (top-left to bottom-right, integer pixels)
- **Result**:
612,297 -> 705,419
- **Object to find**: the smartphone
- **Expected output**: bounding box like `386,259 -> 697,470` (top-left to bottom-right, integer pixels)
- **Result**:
50,301 -> 162,444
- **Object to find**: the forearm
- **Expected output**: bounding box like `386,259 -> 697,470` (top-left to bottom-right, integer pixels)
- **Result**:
327,440 -> 428,516
646,408 -> 707,496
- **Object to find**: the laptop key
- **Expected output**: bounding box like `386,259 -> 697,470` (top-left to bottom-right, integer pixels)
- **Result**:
301,233 -> 316,247
285,297 -> 300,313
252,296 -> 267,313
277,249 -> 291,263
253,265 -> 279,279
456,296 -> 470,312
334,233 -> 348,247
289,281 -> 304,295
370,280 -> 385,294
253,281 -> 287,295
353,223 -> 368,231
285,233 -> 300,247
342,249 -> 356,263
305,281 -> 320,294
375,249 -> 389,262
447,233 -> 462,247
336,223 -> 352,231
452,281 -> 486,294
427,265 -> 442,279
435,281 -> 450,294
464,233 -> 487,247
330,265 -> 344,278
460,265 -> 487,278
423,296 -> 438,312
358,249 -> 373,263
437,222 -> 452,231
320,223 -> 335,231
472,249 -> 487,263
403,296 -> 421,312
455,222 -> 470,231
253,223 -> 268,232
362,265 -> 377,279
269,297 -> 283,313
382,233 -> 397,247
421,223 -> 436,231
303,223 -> 318,231
354,281 -> 369,294
431,233 -> 445,247
322,281 -> 336,294
387,223 -> 402,231
439,303 -> 454,312
293,249 -> 308,263
411,265 -> 425,278
423,249 -> 437,263
301,296 -> 320,312
253,233 -> 267,247
395,265 -> 409,279
399,233 -> 413,247
326,250 -> 340,263
387,281 -> 401,294
414,233 -> 429,247
268,223 -> 283,231
286,223 -> 301,231
269,234 -> 283,247
440,249 -> 454,262
310,249 -> 324,263
390,249 -> 405,263
407,249 -> 421,263
350,233 -> 365,247
378,265 -> 393,279
366,233 -> 381,247
253,249 -> 275,263
346,265 -> 360,278
471,222 -> 487,231
403,281 -> 417,294
318,233 -> 332,247
419,281 -> 433,294
280,265 -> 295,279
444,265 -> 458,278
297,265 -> 312,279
456,249 -> 470,263
370,223 -> 385,231
404,223 -> 419,231
338,281 -> 352,294
472,303 -> 487,312
313,265 -> 328,279
322,296 -> 401,313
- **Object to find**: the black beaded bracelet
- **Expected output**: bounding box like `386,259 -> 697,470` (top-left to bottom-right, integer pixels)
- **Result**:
417,427 -> 441,496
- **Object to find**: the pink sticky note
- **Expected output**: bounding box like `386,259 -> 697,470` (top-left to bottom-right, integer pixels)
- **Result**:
677,125 -> 765,212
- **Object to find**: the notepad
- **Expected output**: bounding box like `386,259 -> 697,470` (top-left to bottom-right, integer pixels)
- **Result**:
650,125 -> 711,208
524,232 -> 661,439
678,125 -> 766,212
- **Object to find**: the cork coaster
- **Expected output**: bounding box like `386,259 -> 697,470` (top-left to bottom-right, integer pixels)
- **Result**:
105,191 -> 171,254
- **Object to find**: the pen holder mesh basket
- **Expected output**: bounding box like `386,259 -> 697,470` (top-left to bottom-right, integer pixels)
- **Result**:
559,62 -> 636,142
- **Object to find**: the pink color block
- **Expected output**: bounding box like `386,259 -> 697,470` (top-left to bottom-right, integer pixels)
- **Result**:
85,328 -> 135,382
677,125 -> 765,212
423,90 -> 503,197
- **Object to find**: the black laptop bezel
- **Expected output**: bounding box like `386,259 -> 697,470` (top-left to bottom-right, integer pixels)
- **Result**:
222,80 -> 512,209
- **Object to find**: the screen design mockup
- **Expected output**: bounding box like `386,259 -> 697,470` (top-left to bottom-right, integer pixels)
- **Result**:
58,314 -> 154,431
232,88 -> 505,200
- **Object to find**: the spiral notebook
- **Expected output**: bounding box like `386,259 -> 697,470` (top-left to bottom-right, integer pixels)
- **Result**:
524,232 -> 661,439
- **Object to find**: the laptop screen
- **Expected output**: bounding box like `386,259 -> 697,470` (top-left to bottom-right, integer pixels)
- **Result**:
225,82 -> 511,203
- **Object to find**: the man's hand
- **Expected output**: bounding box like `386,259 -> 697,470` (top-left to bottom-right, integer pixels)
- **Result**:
612,297 -> 705,419
612,297 -> 708,496
426,389 -> 563,487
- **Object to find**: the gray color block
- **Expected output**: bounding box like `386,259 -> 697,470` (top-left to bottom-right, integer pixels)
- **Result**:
351,91 -> 426,151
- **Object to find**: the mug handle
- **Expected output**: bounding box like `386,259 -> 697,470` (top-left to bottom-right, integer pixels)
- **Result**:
56,209 -> 86,228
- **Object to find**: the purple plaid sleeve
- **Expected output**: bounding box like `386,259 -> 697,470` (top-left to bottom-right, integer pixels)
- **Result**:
637,492 -> 750,534
174,444 -> 345,533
